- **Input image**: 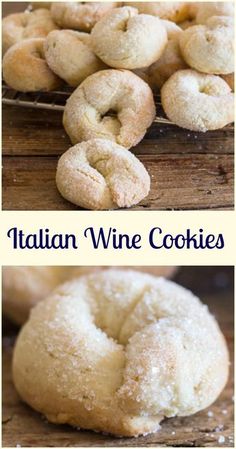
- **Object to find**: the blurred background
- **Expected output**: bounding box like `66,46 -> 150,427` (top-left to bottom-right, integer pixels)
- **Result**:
3,2 -> 28,15
176,266 -> 234,295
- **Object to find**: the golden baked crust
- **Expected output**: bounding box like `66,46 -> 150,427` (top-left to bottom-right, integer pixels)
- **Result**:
44,30 -> 106,87
51,2 -> 120,31
56,138 -> 150,210
161,69 -> 234,132
63,69 -> 156,148
3,38 -> 62,92
2,9 -> 58,54
91,6 -> 167,69
13,269 -> 229,437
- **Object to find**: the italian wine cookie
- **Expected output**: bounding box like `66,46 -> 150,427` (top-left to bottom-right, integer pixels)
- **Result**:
44,30 -> 106,87
51,2 -> 120,31
3,38 -> 62,92
91,6 -> 167,69
161,69 -> 234,132
124,2 -> 190,22
13,269 -> 229,437
179,16 -> 234,75
63,69 -> 156,148
56,139 -> 150,210
195,2 -> 234,24
2,9 -> 58,54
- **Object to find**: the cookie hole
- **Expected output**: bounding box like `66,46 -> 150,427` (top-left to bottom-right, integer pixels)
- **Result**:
33,50 -> 44,60
116,19 -> 129,32
101,109 -> 117,119
199,85 -> 211,95
205,33 -> 212,43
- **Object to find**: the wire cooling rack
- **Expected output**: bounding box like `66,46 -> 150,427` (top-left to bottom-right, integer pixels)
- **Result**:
2,82 -> 172,124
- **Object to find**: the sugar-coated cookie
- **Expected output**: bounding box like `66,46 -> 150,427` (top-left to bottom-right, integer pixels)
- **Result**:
13,269 -> 229,437
56,138 -> 150,210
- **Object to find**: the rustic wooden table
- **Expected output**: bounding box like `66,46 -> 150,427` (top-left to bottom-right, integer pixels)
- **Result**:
2,267 -> 234,447
2,104 -> 234,211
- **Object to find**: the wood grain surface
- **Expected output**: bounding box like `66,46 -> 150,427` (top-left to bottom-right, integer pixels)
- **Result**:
2,105 -> 234,211
2,268 -> 234,447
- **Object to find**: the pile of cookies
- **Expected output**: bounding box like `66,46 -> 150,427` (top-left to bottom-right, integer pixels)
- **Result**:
2,2 -> 235,210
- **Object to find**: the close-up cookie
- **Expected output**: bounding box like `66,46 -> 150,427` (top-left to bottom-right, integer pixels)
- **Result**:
3,38 -> 62,92
161,69 -> 234,132
63,69 -> 156,148
12,269 -> 229,437
56,138 -> 150,210
179,16 -> 234,75
91,6 -> 167,69
51,2 -> 120,31
2,8 -> 58,54
44,30 -> 106,87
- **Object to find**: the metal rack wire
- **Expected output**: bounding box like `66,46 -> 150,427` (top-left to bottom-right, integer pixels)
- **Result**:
2,82 -> 173,124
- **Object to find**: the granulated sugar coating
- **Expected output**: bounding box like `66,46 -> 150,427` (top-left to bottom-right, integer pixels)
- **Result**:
12,270 -> 229,437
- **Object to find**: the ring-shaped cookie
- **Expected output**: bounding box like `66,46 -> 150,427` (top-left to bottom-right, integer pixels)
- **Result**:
44,30 -> 106,87
63,69 -> 156,148
161,69 -> 234,132
179,16 -> 234,75
2,9 -> 58,54
13,269 -> 229,437
3,38 -> 62,92
91,6 -> 167,69
56,138 -> 150,210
